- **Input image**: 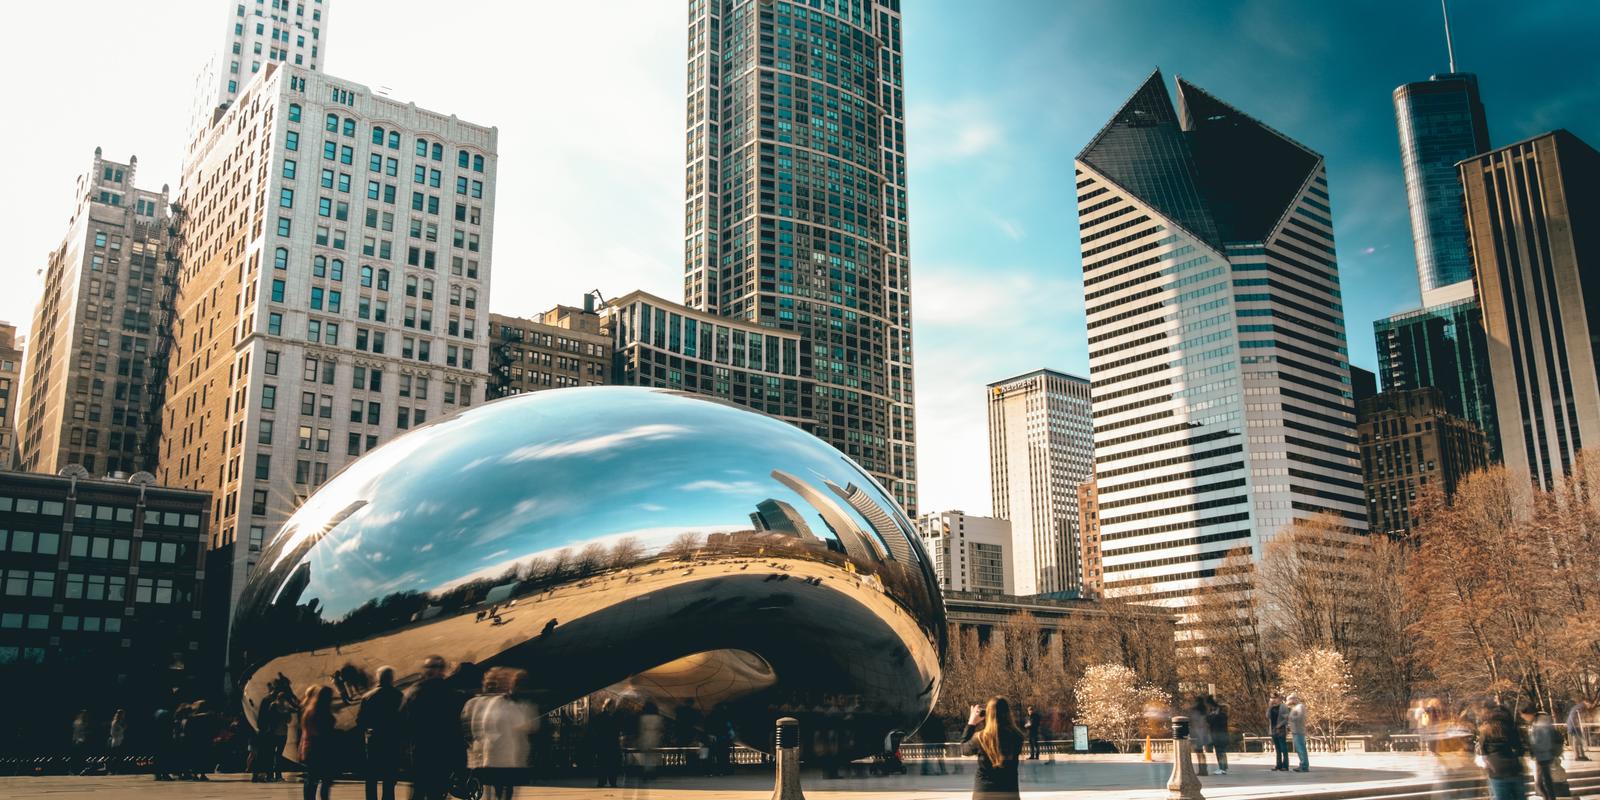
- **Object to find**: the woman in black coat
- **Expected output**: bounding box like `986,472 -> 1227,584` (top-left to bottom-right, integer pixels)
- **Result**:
960,697 -> 1025,800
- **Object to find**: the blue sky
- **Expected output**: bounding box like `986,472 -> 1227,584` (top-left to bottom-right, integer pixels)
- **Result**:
1,1 -> 1596,517
905,0 -> 1600,512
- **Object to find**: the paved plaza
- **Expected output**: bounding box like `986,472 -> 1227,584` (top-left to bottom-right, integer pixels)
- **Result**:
0,751 -> 1508,799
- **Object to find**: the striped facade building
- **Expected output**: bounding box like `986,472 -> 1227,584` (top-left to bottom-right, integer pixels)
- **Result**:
1075,71 -> 1365,609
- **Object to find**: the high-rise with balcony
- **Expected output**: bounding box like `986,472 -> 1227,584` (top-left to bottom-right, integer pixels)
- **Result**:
683,0 -> 916,514
157,64 -> 495,603
1460,130 -> 1600,489
987,369 -> 1094,597
1076,71 -> 1365,608
17,151 -> 179,477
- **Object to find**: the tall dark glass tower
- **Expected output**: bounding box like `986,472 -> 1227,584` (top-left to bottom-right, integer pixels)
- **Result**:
1373,298 -> 1500,460
684,0 -> 915,513
1393,72 -> 1490,298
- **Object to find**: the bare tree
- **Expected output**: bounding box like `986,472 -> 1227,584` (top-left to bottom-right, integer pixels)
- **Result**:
1185,548 -> 1272,731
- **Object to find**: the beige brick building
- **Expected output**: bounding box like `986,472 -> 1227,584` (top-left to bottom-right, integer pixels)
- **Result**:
0,323 -> 21,469
488,303 -> 610,398
17,151 -> 178,477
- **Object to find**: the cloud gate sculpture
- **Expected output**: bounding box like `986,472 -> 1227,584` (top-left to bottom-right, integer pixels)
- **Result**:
232,387 -> 945,755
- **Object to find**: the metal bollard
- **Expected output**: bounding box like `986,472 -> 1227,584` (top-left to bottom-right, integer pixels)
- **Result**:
1166,715 -> 1204,800
772,717 -> 806,800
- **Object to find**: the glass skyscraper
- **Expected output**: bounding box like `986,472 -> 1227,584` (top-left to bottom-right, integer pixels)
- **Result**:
1077,71 -> 1364,606
1373,298 -> 1499,461
684,0 -> 916,513
1392,73 -> 1490,298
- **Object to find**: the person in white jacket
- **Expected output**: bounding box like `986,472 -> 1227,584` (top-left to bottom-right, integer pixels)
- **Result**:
463,668 -> 538,800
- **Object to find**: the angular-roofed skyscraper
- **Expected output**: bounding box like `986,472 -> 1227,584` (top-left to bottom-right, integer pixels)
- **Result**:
1076,71 -> 1365,608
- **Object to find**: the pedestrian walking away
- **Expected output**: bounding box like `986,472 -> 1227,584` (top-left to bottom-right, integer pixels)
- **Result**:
1476,703 -> 1529,800
462,667 -> 536,800
299,685 -> 338,800
403,655 -> 468,800
1528,711 -> 1565,800
358,666 -> 404,800
1568,701 -> 1590,761
960,697 -> 1024,800
1287,694 -> 1310,772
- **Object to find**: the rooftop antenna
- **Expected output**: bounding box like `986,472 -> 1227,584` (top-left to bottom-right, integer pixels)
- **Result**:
1441,0 -> 1457,73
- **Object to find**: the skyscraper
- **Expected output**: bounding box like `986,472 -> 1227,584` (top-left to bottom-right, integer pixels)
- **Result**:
192,0 -> 333,139
683,0 -> 916,514
987,368 -> 1094,597
158,63 -> 496,602
1460,130 -> 1600,488
1076,71 -> 1364,606
1373,297 -> 1499,460
1393,71 -> 1491,302
17,151 -> 179,477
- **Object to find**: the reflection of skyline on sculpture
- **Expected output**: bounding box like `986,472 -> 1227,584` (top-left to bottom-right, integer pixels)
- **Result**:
232,387 -> 944,756
262,389 -> 926,624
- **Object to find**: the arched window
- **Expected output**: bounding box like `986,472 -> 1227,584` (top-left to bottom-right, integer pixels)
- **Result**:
325,113 -> 338,132
371,126 -> 385,145
472,154 -> 484,173
313,255 -> 327,277
422,279 -> 434,300
449,285 -> 461,306
288,103 -> 302,122
415,138 -> 427,157
330,259 -> 344,281
464,288 -> 477,309
274,247 -> 289,270
377,269 -> 390,291
457,149 -> 469,168
342,117 -> 356,136
360,265 -> 373,287
387,130 -> 400,149
405,275 -> 418,296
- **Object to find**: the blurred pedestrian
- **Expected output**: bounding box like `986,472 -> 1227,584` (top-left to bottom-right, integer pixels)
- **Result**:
1206,698 -> 1230,775
634,701 -> 664,784
152,691 -> 179,781
1287,694 -> 1309,772
920,712 -> 948,775
70,710 -> 92,775
1529,711 -> 1563,800
1476,703 -> 1528,800
402,655 -> 465,800
1568,701 -> 1589,761
185,700 -> 219,781
106,710 -> 126,774
299,685 -> 338,800
1267,694 -> 1289,771
959,697 -> 1024,800
1188,696 -> 1211,776
463,667 -> 536,800
587,698 -> 622,787
359,666 -> 404,800
1024,705 -> 1041,760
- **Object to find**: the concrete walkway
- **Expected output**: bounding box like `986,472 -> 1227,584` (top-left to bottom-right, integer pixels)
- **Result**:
0,751 -> 1481,799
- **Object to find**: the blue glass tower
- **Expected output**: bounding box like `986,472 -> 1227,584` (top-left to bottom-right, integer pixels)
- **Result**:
1392,73 -> 1490,296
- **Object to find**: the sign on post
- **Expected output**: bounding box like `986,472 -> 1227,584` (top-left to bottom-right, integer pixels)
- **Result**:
1074,725 -> 1089,752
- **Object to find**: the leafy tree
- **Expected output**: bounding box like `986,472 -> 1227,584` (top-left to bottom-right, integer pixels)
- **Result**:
1278,648 -> 1356,739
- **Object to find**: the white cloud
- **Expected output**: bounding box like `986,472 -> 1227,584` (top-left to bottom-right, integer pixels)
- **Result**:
907,100 -> 1004,164
500,423 -> 687,462
680,479 -> 761,493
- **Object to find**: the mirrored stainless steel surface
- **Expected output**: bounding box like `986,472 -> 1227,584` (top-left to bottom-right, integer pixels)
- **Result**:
232,387 -> 945,754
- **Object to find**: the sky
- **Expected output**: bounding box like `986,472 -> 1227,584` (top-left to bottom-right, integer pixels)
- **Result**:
2,0 -> 1597,517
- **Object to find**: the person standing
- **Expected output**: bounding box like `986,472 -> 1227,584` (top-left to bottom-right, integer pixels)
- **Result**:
1267,695 -> 1289,771
1568,701 -> 1589,761
1528,711 -> 1564,800
403,655 -> 466,800
1024,705 -> 1041,760
359,667 -> 404,800
1287,694 -> 1309,772
587,698 -> 623,788
1476,703 -> 1529,800
1188,696 -> 1211,776
106,710 -> 126,774
960,697 -> 1024,800
1206,699 -> 1230,775
299,685 -> 338,800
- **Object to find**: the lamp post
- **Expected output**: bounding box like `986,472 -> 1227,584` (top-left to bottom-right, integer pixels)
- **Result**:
1167,715 -> 1204,800
771,717 -> 805,800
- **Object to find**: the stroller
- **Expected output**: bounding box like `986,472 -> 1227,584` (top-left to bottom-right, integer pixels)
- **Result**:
871,730 -> 908,776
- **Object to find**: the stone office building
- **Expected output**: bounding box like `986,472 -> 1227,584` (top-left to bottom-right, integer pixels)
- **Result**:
489,303 -> 610,398
0,470 -> 210,750
1358,387 -> 1490,535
